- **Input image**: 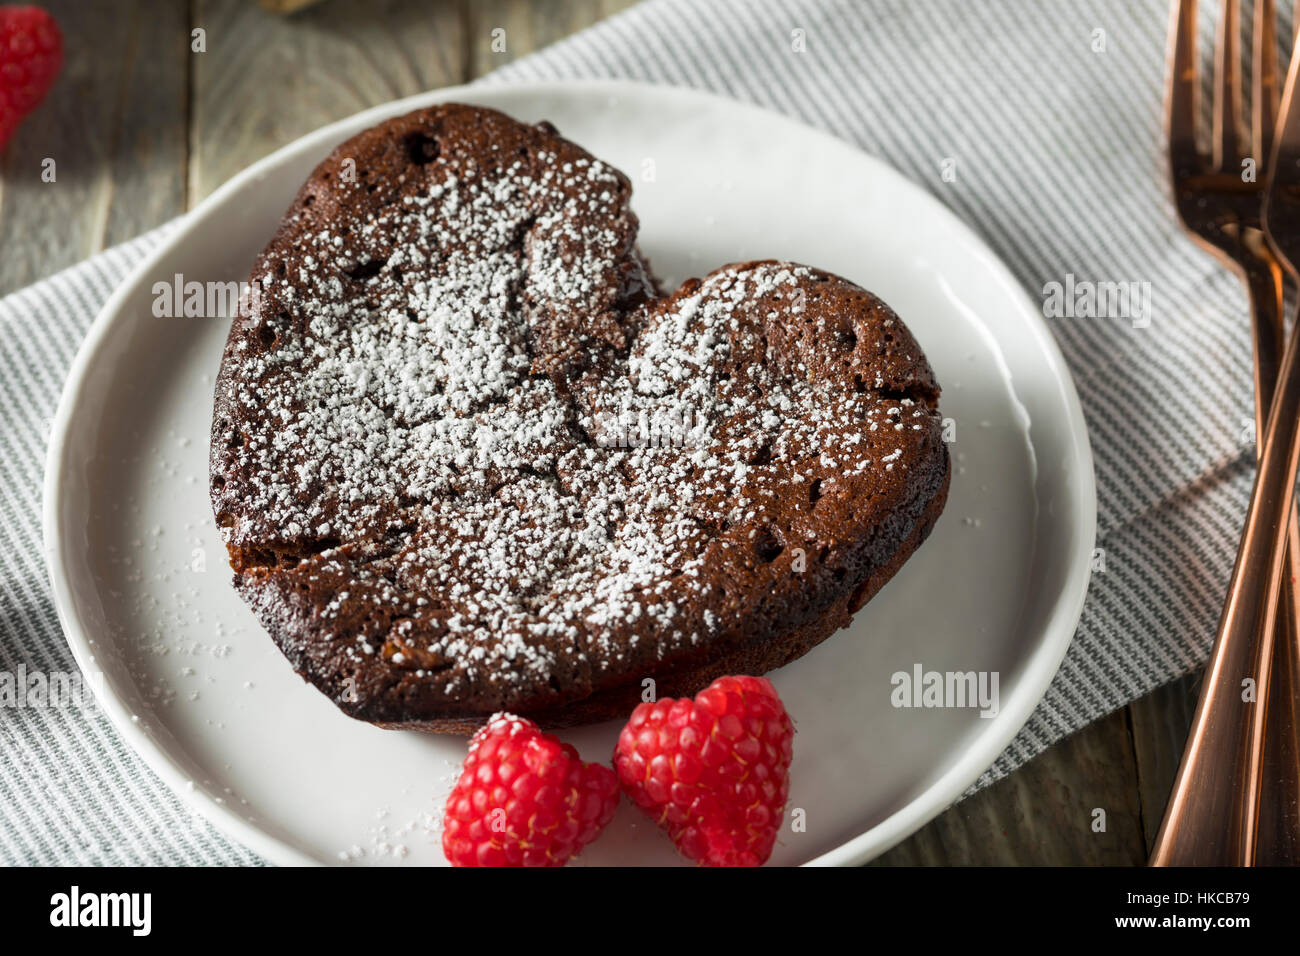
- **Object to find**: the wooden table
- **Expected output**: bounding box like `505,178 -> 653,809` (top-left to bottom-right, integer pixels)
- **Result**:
0,0 -> 1199,865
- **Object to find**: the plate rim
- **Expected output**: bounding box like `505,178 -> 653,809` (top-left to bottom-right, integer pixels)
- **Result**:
43,76 -> 1097,867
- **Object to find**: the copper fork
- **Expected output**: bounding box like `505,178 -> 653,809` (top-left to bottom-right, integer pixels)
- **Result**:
1152,0 -> 1300,865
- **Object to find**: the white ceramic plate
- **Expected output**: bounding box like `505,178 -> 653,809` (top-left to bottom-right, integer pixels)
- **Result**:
44,80 -> 1095,866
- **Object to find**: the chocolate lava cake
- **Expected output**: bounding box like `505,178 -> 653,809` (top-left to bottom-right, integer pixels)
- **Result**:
210,103 -> 950,733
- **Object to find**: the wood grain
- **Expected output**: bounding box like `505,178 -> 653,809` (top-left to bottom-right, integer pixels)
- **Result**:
466,0 -> 640,77
876,707 -> 1149,865
1128,673 -> 1199,852
188,0 -> 466,203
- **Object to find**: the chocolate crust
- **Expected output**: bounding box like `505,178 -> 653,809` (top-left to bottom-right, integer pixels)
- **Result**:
378,461 -> 949,733
211,103 -> 951,733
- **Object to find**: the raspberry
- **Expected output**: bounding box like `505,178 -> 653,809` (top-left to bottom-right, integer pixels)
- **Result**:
0,5 -> 62,150
441,713 -> 620,867
614,675 -> 794,866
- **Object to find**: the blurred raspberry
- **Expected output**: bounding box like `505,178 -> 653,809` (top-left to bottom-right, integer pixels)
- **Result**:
0,5 -> 62,150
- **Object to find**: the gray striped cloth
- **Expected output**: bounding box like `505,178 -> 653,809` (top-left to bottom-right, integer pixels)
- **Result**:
0,0 -> 1263,863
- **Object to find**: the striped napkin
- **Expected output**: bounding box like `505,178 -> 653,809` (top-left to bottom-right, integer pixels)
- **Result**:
0,0 -> 1262,863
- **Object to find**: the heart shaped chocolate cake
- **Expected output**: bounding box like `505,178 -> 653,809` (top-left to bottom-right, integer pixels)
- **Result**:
210,104 -> 950,732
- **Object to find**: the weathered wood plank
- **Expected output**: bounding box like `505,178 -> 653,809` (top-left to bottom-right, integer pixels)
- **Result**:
188,0 -> 467,203
1127,674 -> 1199,852
466,0 -> 640,77
0,0 -> 188,296
876,708 -> 1148,865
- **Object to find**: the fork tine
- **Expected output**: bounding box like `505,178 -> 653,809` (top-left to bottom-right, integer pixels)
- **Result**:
1169,0 -> 1202,176
1214,0 -> 1245,168
1255,0 -> 1280,162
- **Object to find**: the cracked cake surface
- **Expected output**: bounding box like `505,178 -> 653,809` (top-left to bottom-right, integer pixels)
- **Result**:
210,103 -> 950,732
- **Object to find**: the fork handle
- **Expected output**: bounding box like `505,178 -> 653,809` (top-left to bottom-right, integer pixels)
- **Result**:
1243,264 -> 1300,864
1150,297 -> 1300,866
1255,528 -> 1300,863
